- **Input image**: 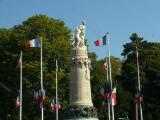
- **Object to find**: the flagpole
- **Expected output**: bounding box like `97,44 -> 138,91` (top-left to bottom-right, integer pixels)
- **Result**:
107,33 -> 112,89
106,58 -> 111,120
20,51 -> 22,120
40,37 -> 44,120
108,99 -> 111,120
135,103 -> 139,120
136,46 -> 141,97
56,59 -> 58,120
106,33 -> 115,120
136,46 -> 143,120
140,104 -> 143,120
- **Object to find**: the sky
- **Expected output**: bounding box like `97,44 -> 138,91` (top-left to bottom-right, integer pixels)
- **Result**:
0,0 -> 160,59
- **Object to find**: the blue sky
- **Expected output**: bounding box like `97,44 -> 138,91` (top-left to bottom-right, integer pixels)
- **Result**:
0,0 -> 160,59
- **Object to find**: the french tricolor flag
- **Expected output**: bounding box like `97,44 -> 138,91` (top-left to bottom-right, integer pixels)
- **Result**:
95,35 -> 106,46
25,39 -> 40,48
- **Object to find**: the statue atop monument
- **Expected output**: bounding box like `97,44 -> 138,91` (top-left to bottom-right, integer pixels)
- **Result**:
72,21 -> 86,48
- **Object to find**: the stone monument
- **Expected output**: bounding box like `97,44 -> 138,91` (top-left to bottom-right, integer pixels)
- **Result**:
64,22 -> 98,120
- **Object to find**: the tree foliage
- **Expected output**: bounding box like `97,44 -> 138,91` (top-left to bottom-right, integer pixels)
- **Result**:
90,55 -> 122,120
0,14 -> 71,120
120,33 -> 160,120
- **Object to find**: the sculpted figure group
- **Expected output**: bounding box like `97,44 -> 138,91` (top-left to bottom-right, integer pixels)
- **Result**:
72,21 -> 86,47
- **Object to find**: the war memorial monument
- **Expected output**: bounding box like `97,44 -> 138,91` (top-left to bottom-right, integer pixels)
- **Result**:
64,22 -> 98,120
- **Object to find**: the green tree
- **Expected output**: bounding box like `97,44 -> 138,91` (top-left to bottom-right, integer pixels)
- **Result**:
120,33 -> 147,119
120,33 -> 160,119
141,42 -> 160,120
89,55 -> 122,120
0,14 -> 71,120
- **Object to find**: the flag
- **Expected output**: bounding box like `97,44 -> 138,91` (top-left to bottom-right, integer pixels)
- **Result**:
25,38 -> 40,48
38,89 -> 45,106
54,104 -> 61,110
134,91 -> 143,104
50,103 -> 55,111
102,62 -> 107,70
32,91 -> 39,104
16,96 -> 20,109
94,35 -> 106,46
50,99 -> 61,111
110,87 -> 116,106
54,101 -> 61,110
50,99 -> 55,111
98,83 -> 111,99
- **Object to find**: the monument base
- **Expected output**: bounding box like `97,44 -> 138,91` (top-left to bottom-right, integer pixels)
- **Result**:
64,106 -> 98,120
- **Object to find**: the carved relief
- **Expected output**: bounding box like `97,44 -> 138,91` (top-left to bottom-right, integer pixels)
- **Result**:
72,57 -> 90,69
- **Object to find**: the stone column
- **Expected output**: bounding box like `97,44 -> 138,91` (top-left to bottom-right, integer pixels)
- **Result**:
70,46 -> 93,106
